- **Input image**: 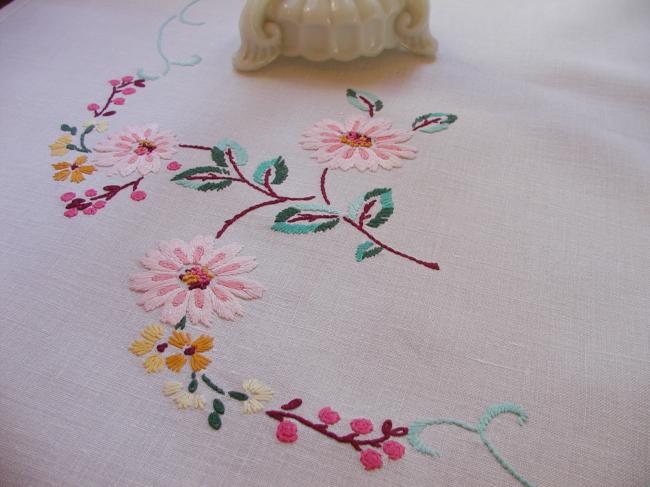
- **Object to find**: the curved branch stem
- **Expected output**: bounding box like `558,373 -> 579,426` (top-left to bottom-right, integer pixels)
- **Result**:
343,217 -> 439,270
320,168 -> 330,205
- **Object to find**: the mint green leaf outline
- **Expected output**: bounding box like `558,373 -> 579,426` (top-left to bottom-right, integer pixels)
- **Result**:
408,403 -> 536,487
412,113 -> 458,133
216,138 -> 248,166
348,188 -> 394,228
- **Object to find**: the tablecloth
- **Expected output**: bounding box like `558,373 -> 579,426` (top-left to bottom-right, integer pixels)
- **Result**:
0,1 -> 649,486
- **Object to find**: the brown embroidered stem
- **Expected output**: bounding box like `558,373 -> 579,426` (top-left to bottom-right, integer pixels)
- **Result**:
266,409 -> 408,452
178,143 -> 212,151
412,117 -> 442,132
343,217 -> 440,270
263,168 -> 279,198
320,168 -> 331,205
225,148 -> 272,197
358,95 -> 375,117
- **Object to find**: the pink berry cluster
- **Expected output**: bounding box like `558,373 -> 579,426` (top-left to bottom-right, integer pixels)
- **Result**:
86,76 -> 145,117
269,400 -> 407,471
60,187 -> 147,218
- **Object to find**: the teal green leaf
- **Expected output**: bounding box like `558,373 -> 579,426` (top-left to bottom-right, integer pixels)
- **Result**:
188,378 -> 198,393
412,113 -> 458,133
355,241 -> 384,262
272,205 -> 341,234
208,412 -> 222,430
213,398 -> 225,414
253,157 -> 288,185
346,88 -> 384,115
348,188 -> 394,228
60,124 -> 77,135
174,316 -> 186,330
216,138 -> 248,166
171,166 -> 232,192
227,391 -> 249,401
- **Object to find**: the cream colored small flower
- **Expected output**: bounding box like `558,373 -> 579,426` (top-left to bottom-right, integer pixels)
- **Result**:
163,381 -> 205,410
241,379 -> 273,414
83,119 -> 109,133
49,134 -> 73,157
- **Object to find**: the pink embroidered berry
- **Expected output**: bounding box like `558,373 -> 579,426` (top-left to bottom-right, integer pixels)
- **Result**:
318,407 -> 341,425
156,343 -> 168,353
113,97 -> 125,105
350,418 -> 374,435
167,161 -> 182,171
382,441 -> 405,460
84,189 -> 97,197
64,208 -> 78,218
87,103 -> 100,111
276,420 -> 298,443
83,206 -> 97,216
109,79 -> 120,86
121,75 -> 134,83
122,87 -> 136,95
93,201 -> 106,209
359,449 -> 383,471
60,192 -> 76,202
131,190 -> 147,202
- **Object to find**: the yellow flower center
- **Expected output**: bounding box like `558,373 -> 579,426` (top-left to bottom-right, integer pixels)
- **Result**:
340,131 -> 373,148
179,266 -> 214,290
135,139 -> 157,155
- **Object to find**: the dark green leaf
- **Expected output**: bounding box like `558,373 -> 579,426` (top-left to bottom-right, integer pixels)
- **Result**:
201,374 -> 224,395
172,166 -> 233,192
174,316 -> 186,330
211,147 -> 228,168
228,391 -> 249,401
208,412 -> 222,430
272,205 -> 341,234
253,157 -> 288,185
348,188 -> 394,229
356,241 -> 384,262
213,398 -> 225,414
188,378 -> 198,393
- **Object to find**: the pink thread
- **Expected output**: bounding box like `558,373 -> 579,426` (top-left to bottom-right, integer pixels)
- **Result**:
122,75 -> 134,83
87,103 -> 100,111
382,441 -> 405,460
276,421 -> 298,443
167,161 -> 182,171
64,208 -> 78,218
122,87 -> 136,95
130,190 -> 147,202
109,79 -> 120,87
359,450 -> 383,471
318,407 -> 341,425
60,192 -> 76,202
84,189 -> 97,197
83,206 -> 97,216
93,201 -> 106,209
351,419 -> 374,435
113,98 -> 125,105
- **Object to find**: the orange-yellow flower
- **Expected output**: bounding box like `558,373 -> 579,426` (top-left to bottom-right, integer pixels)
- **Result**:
49,134 -> 73,157
165,330 -> 213,373
128,324 -> 166,373
52,155 -> 96,183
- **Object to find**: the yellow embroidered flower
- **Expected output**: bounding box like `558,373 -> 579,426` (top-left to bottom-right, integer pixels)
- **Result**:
49,134 -> 73,157
165,331 -> 213,373
52,155 -> 96,183
163,381 -> 206,409
128,324 -> 166,373
241,379 -> 274,414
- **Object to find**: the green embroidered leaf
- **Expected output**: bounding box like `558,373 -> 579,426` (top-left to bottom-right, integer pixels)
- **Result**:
253,157 -> 288,185
171,166 -> 232,192
60,124 -> 77,135
348,188 -> 394,228
201,374 -> 224,395
272,205 -> 341,234
213,398 -> 225,414
412,113 -> 458,133
208,412 -> 222,430
174,316 -> 186,330
188,377 -> 198,393
228,391 -> 249,401
216,138 -> 248,166
355,241 -> 384,262
346,88 -> 384,116
211,147 -> 229,169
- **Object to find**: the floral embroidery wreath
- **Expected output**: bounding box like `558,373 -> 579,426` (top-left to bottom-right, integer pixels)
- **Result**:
49,76 -> 536,486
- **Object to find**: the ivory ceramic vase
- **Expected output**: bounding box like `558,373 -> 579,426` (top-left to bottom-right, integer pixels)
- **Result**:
233,0 -> 437,71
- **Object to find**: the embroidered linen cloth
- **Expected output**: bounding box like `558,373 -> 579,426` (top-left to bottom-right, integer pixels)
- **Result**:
1,1 -> 649,486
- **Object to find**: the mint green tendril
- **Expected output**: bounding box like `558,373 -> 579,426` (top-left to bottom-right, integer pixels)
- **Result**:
137,0 -> 206,81
408,403 -> 536,487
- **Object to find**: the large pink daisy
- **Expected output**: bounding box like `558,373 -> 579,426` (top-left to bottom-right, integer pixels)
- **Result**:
93,124 -> 178,177
300,116 -> 417,172
129,236 -> 264,327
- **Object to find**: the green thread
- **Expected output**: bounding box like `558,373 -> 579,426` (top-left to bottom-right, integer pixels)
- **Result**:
272,205 -> 341,234
412,113 -> 458,134
174,316 -> 186,330
188,372 -> 198,393
408,403 -> 535,487
213,398 -> 225,414
216,139 -> 248,166
253,157 -> 288,185
201,374 -> 224,395
208,412 -> 222,430
136,0 -> 205,81
227,391 -> 248,401
346,88 -> 384,115
355,241 -> 384,262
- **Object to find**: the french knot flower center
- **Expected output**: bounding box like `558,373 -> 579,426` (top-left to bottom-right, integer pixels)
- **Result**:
156,343 -> 168,353
184,346 -> 196,356
179,265 -> 214,290
340,131 -> 373,148
134,139 -> 157,156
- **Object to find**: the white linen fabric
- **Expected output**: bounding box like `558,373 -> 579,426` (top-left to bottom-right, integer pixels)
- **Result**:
0,1 -> 648,486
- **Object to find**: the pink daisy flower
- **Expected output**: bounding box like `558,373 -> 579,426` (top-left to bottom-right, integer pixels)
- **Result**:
93,124 -> 178,177
300,115 -> 417,172
129,236 -> 265,327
